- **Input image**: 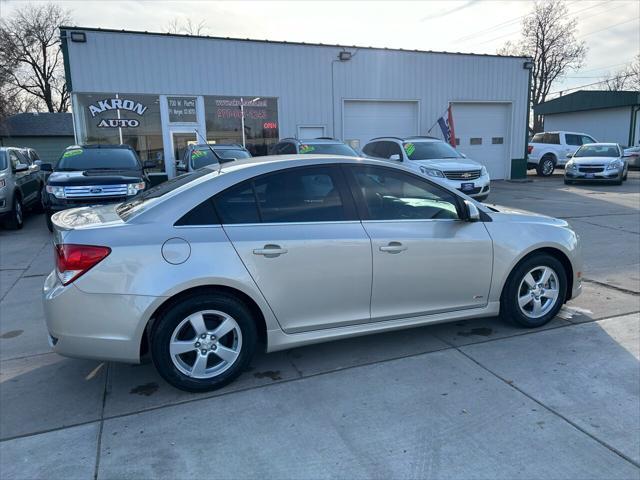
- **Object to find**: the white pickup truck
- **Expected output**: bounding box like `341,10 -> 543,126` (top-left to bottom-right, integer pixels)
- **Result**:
528,131 -> 597,176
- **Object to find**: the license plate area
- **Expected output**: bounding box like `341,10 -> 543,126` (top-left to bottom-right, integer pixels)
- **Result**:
461,182 -> 475,191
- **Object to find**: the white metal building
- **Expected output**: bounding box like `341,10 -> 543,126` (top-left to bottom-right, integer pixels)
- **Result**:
61,27 -> 532,181
535,90 -> 640,147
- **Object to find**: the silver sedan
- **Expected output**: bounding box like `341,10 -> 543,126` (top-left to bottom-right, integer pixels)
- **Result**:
43,155 -> 582,392
564,143 -> 629,185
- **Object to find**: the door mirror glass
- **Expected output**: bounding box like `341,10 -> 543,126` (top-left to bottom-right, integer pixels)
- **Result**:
389,154 -> 401,161
464,200 -> 480,221
39,163 -> 53,172
14,162 -> 28,173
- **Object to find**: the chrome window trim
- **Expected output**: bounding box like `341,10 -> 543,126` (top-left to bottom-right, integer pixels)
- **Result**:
221,220 -> 364,227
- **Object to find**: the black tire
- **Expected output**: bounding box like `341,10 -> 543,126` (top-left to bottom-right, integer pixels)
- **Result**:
614,177 -> 623,186
151,292 -> 257,392
46,211 -> 54,232
4,194 -> 24,230
536,155 -> 555,177
623,170 -> 628,181
500,253 -> 567,328
31,184 -> 45,213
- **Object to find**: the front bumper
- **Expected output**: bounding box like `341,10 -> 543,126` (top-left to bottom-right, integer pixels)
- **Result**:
44,193 -> 129,214
443,175 -> 491,199
565,169 -> 622,181
43,271 -> 160,363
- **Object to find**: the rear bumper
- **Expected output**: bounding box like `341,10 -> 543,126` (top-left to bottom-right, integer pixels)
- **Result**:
42,271 -> 161,363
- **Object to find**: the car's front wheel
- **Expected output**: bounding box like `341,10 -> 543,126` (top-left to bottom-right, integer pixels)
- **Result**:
151,292 -> 257,392
500,253 -> 567,328
536,155 -> 555,177
4,194 -> 24,230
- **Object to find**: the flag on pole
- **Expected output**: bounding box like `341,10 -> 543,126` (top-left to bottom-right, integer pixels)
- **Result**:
437,105 -> 457,148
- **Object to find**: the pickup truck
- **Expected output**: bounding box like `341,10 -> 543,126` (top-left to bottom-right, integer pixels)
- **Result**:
528,131 -> 597,176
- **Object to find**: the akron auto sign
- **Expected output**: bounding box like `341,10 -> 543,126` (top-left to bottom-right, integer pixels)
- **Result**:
88,98 -> 147,128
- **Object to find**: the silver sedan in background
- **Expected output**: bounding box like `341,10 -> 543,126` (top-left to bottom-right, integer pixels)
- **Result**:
564,143 -> 629,185
43,155 -> 582,392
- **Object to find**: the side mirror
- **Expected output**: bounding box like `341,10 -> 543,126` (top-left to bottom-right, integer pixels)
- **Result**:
142,160 -> 156,169
389,154 -> 401,161
175,161 -> 187,173
14,163 -> 28,173
464,199 -> 480,222
566,152 -> 573,159
39,163 -> 53,172
460,153 -> 467,158
34,160 -> 42,166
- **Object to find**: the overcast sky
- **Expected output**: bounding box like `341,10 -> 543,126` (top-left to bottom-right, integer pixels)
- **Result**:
2,0 -> 638,94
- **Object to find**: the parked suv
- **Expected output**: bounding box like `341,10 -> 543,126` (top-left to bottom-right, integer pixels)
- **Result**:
528,131 -> 597,177
362,136 -> 491,201
270,138 -> 359,156
0,147 -> 44,229
177,143 -> 251,173
41,145 -> 154,232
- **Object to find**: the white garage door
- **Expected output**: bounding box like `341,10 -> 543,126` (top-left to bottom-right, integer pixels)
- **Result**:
343,100 -> 418,150
452,103 -> 510,180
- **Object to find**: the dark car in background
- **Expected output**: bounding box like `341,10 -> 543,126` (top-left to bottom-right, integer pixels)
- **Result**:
176,143 -> 251,173
41,145 -> 154,231
270,138 -> 360,156
0,147 -> 44,229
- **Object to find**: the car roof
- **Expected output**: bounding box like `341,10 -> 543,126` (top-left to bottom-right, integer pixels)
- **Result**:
65,144 -> 134,150
368,136 -> 441,143
191,143 -> 246,150
581,142 -> 618,146
280,138 -> 345,145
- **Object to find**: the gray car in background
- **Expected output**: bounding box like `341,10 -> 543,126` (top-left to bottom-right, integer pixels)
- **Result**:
564,143 -> 629,185
44,155 -> 582,392
177,143 -> 252,173
0,146 -> 44,229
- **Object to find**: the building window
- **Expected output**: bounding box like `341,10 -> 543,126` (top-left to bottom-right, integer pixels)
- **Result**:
491,137 -> 504,145
74,93 -> 164,172
204,96 -> 278,156
455,138 -> 460,146
470,137 -> 482,145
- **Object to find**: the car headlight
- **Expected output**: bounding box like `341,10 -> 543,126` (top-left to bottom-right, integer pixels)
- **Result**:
606,160 -> 623,170
419,166 -> 444,178
127,182 -> 146,196
480,166 -> 488,176
566,161 -> 577,170
46,185 -> 65,199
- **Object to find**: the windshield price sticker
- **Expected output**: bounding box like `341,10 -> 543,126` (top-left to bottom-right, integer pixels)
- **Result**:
300,145 -> 315,154
404,143 -> 415,156
62,149 -> 83,158
191,150 -> 207,160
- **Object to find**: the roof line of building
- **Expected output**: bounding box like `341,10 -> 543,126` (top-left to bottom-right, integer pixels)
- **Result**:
59,25 -> 531,61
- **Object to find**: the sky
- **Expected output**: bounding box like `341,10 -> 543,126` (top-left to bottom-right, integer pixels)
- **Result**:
1,0 -> 638,95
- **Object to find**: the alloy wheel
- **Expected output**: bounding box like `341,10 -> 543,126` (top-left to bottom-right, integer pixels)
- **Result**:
517,266 -> 560,319
15,199 -> 23,225
169,310 -> 242,379
542,159 -> 554,176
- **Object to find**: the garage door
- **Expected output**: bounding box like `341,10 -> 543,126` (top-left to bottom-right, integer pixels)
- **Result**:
452,103 -> 510,180
343,101 -> 418,150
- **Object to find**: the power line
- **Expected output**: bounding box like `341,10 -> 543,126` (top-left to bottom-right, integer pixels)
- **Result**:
578,61 -> 633,74
577,17 -> 640,39
549,72 -> 636,95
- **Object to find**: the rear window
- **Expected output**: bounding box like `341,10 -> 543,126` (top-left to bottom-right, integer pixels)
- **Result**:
56,148 -> 141,171
299,143 -> 359,156
531,133 -> 544,143
543,133 -> 560,145
116,169 -> 214,221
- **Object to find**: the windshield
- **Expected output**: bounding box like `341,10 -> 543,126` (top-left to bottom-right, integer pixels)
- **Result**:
56,148 -> 140,171
0,151 -> 6,170
574,145 -> 619,158
191,148 -> 250,169
299,143 -> 359,156
403,142 -> 462,160
117,169 -> 213,221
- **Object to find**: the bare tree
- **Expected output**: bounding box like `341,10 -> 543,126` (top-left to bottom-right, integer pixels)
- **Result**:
499,0 -> 587,132
602,55 -> 640,91
0,3 -> 71,113
165,18 -> 207,36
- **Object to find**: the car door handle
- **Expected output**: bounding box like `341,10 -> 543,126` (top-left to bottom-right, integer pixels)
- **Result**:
253,244 -> 288,257
379,242 -> 407,253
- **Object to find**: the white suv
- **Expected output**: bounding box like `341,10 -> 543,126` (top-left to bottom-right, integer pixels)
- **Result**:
528,131 -> 597,177
362,137 -> 491,201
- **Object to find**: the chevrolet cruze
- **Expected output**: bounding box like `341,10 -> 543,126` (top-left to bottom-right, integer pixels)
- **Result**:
44,155 -> 582,392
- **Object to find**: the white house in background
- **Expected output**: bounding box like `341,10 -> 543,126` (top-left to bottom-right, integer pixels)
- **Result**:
534,90 -> 640,147
60,26 -> 532,182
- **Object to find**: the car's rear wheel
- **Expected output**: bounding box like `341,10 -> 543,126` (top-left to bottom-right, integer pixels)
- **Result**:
500,253 -> 567,328
151,292 -> 257,392
45,211 -> 54,232
536,155 -> 555,177
4,194 -> 24,230
32,185 -> 45,213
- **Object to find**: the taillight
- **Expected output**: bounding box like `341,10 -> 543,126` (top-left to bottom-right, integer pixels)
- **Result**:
55,244 -> 111,285
527,145 -> 533,154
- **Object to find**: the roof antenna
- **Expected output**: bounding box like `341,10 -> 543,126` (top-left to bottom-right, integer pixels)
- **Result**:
193,129 -> 224,173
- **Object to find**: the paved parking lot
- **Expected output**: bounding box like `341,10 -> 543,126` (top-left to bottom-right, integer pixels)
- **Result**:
1,172 -> 639,479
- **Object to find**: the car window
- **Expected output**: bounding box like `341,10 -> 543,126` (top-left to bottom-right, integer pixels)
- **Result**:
403,141 -> 462,160
543,133 -> 560,145
574,145 -> 620,158
175,199 -> 220,226
531,133 -> 544,143
254,166 -> 347,223
362,142 -> 379,157
582,135 -> 596,145
565,134 -> 582,146
0,151 -> 6,170
8,150 -> 21,170
214,181 -> 261,224
298,143 -> 359,156
350,166 -> 460,221
280,143 -> 297,154
57,148 -> 141,171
